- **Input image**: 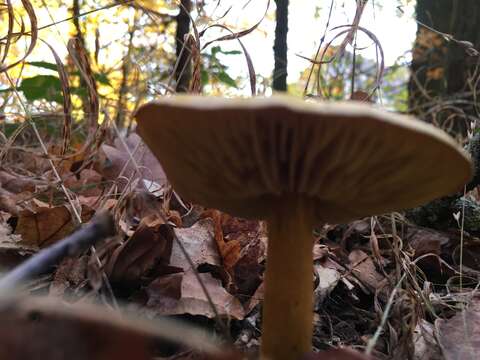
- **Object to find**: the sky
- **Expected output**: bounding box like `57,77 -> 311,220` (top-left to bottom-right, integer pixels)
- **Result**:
211,0 -> 417,85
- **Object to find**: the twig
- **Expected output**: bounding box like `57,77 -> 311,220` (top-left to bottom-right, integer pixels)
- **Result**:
0,212 -> 115,292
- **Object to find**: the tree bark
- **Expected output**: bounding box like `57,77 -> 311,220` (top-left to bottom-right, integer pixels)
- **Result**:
409,0 -> 480,136
272,0 -> 289,92
175,0 -> 192,93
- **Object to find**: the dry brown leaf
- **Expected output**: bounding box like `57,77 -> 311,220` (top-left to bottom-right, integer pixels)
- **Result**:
348,250 -> 384,294
413,320 -> 442,360
0,170 -> 38,193
63,169 -> 103,197
203,210 -> 265,296
350,90 -> 371,102
407,226 -> 451,278
244,282 -> 264,314
171,218 -> 221,270
14,205 -> 94,247
106,216 -> 173,287
0,187 -> 18,215
436,300 -> 480,360
50,256 -> 89,298
99,133 -> 166,192
208,210 -> 242,271
146,270 -> 245,320
0,220 -> 31,271
314,262 -> 341,304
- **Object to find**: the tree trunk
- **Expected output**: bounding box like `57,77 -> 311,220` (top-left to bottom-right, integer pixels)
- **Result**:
272,0 -> 289,92
409,0 -> 480,136
175,0 -> 192,93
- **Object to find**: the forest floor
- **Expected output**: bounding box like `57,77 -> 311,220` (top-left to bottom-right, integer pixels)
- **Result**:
0,126 -> 478,360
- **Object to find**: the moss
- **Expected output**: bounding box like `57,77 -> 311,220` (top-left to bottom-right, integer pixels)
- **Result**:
407,134 -> 480,230
451,197 -> 480,233
467,132 -> 480,191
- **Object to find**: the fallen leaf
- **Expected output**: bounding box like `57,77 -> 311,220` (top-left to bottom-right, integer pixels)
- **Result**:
205,210 -> 241,271
407,226 -> 451,279
14,205 -> 94,247
436,299 -> 480,360
413,320 -> 442,360
0,170 -> 38,193
63,169 -> 103,197
50,256 -> 89,298
171,219 -> 221,270
348,250 -> 384,294
146,270 -> 245,320
203,210 -> 265,296
106,216 -> 173,287
99,133 -> 166,192
314,262 -> 341,304
350,90 -> 371,102
0,187 -> 18,215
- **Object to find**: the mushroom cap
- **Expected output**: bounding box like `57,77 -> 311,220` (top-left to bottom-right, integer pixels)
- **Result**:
135,95 -> 473,223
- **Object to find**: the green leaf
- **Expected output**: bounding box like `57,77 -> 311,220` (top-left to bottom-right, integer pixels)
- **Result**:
71,71 -> 112,86
26,61 -> 59,71
19,75 -> 63,103
95,72 -> 111,86
218,49 -> 241,55
211,46 -> 241,56
216,71 -> 237,88
201,69 -> 209,86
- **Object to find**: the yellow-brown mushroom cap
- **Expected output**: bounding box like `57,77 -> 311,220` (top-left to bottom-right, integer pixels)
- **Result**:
135,95 -> 473,224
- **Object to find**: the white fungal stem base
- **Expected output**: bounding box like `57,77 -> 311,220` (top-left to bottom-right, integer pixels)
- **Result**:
262,197 -> 315,360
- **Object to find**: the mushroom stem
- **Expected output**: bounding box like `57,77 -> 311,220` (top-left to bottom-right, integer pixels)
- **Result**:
262,197 -> 315,360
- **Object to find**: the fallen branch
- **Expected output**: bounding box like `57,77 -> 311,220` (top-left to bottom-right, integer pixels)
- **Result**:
0,212 -> 115,291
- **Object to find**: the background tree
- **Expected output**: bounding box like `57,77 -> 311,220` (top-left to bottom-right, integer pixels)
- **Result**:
409,0 -> 480,136
175,0 -> 192,92
272,0 -> 288,92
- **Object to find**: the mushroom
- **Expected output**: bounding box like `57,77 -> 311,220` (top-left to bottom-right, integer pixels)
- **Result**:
135,95 -> 472,360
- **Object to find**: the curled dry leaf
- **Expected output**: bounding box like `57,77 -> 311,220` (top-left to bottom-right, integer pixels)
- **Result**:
106,216 -> 173,287
99,133 -> 166,192
206,210 -> 242,271
146,270 -> 245,320
203,210 -> 265,297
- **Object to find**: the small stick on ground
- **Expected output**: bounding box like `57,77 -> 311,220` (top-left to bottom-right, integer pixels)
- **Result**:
0,212 -> 115,291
